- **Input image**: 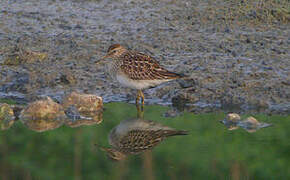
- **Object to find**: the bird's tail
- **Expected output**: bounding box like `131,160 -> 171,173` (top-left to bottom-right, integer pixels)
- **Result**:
164,130 -> 189,137
160,71 -> 187,79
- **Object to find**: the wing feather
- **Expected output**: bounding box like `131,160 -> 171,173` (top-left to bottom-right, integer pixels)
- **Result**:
119,51 -> 182,80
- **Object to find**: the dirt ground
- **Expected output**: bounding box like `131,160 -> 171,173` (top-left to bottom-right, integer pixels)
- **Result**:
0,0 -> 289,114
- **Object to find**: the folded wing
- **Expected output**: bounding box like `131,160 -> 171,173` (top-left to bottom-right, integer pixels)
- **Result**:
119,51 -> 183,80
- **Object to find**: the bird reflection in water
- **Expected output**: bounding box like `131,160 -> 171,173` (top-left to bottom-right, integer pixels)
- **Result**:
100,104 -> 188,161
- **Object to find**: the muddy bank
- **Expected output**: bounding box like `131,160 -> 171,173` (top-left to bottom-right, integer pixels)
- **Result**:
0,0 -> 289,114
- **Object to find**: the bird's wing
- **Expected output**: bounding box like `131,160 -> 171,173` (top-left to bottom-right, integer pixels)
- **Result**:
119,130 -> 163,154
119,51 -> 182,80
118,129 -> 187,154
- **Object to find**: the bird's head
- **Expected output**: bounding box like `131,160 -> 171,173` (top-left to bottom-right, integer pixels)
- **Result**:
100,147 -> 127,161
102,44 -> 127,59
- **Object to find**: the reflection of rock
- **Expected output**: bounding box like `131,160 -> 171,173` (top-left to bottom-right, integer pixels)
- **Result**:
10,104 -> 25,120
64,105 -> 102,128
221,113 -> 272,133
19,97 -> 66,132
62,92 -> 103,113
220,113 -> 241,130
65,105 -> 93,121
239,116 -> 272,133
225,113 -> 241,122
163,108 -> 181,118
62,92 -> 103,127
0,103 -> 15,130
101,118 -> 188,161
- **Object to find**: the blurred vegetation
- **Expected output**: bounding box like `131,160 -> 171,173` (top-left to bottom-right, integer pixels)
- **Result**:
0,99 -> 18,105
0,102 -> 289,179
3,47 -> 48,66
198,0 -> 289,28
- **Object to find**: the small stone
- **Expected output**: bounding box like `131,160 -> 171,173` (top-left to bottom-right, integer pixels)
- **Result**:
224,27 -> 230,33
226,113 -> 241,122
58,24 -> 72,30
64,105 -> 102,127
243,116 -> 259,126
0,103 -> 15,130
172,94 -> 188,111
19,97 -> 66,132
178,78 -> 196,88
62,92 -> 103,127
220,113 -> 241,131
240,116 -> 272,133
74,24 -> 83,29
163,108 -> 181,118
4,48 -> 47,65
60,73 -> 77,85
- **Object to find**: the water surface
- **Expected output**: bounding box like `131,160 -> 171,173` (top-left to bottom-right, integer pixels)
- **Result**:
0,102 -> 289,179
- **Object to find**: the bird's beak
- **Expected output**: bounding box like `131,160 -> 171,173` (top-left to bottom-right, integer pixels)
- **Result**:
95,144 -> 107,152
96,54 -> 109,65
101,55 -> 109,60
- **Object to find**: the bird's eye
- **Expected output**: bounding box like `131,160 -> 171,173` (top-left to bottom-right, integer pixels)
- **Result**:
112,50 -> 117,53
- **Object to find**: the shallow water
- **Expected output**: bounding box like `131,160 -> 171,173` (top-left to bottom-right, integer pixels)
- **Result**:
0,102 -> 289,179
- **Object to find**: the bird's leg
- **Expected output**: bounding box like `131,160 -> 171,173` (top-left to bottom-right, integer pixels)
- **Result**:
136,90 -> 145,104
136,103 -> 144,119
136,90 -> 145,105
139,90 -> 145,105
136,90 -> 141,104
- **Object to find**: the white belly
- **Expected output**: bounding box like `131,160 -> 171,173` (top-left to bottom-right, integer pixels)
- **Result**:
116,73 -> 171,90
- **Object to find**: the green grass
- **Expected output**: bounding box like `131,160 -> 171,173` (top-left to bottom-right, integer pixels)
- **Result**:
0,98 -> 18,105
0,102 -> 289,179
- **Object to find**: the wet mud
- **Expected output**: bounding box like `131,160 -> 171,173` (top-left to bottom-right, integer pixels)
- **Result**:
0,0 -> 289,114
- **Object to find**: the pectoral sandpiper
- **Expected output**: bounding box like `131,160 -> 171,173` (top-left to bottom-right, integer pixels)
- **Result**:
100,44 -> 184,105
100,118 -> 188,161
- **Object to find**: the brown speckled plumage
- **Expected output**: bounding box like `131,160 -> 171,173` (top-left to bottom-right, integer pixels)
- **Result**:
119,51 -> 182,80
102,44 -> 184,104
118,129 -> 186,153
100,118 -> 188,161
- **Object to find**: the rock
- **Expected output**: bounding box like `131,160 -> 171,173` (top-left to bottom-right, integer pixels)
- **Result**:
177,78 -> 196,88
239,116 -> 272,133
64,105 -> 102,127
19,97 -> 66,132
11,104 -> 25,120
220,114 -> 273,133
62,92 -> 103,127
163,108 -> 181,118
0,72 -> 30,94
0,103 -> 15,130
220,113 -> 241,131
225,113 -> 241,122
3,47 -> 47,65
243,116 -> 259,125
59,73 -> 77,85
172,94 -> 189,111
